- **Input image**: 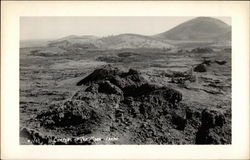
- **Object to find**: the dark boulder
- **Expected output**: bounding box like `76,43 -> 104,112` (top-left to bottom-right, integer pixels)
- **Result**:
195,108 -> 227,144
201,109 -> 225,129
76,65 -> 124,86
127,68 -> 139,75
76,66 -> 147,91
122,83 -> 160,97
215,60 -> 227,65
195,126 -> 228,144
194,64 -> 207,72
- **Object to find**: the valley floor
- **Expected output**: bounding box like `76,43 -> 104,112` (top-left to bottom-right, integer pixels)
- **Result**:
20,47 -> 231,144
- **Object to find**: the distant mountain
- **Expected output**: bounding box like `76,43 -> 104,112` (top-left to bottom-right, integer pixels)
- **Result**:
209,29 -> 231,47
47,17 -> 231,50
96,34 -> 174,49
49,34 -> 174,49
154,17 -> 231,42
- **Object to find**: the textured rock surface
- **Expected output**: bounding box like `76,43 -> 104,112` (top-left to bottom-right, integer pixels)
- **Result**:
195,108 -> 229,144
21,65 -> 231,145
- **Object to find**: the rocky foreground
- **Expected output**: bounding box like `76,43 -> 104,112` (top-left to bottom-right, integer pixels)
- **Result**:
20,65 -> 231,145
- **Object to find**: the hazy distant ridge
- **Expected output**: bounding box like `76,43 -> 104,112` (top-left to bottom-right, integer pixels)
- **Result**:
49,33 -> 174,49
23,17 -> 231,49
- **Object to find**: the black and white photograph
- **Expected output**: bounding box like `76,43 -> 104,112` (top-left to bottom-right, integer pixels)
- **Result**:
19,16 -> 232,145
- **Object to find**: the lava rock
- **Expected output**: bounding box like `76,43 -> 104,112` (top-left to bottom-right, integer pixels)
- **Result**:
171,109 -> 187,130
38,100 -> 101,127
34,65 -> 193,145
20,127 -> 33,140
139,103 -> 154,118
195,108 -> 227,144
127,68 -> 139,75
215,60 -> 227,65
202,60 -> 211,65
85,84 -> 99,93
76,65 -> 124,86
195,126 -> 227,144
150,87 -> 182,105
191,47 -> 213,53
201,108 -> 225,129
98,80 -> 123,96
194,64 -> 207,72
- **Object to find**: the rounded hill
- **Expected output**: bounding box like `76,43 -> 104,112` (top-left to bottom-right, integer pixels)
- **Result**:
154,17 -> 231,41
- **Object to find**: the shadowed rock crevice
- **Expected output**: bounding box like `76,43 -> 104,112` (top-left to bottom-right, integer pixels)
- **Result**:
195,108 -> 230,144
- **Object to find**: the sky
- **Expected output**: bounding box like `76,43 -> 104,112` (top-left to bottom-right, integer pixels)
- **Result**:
20,17 -> 231,40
